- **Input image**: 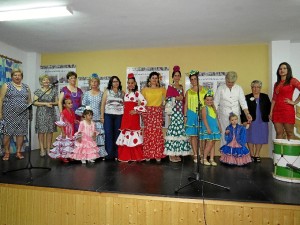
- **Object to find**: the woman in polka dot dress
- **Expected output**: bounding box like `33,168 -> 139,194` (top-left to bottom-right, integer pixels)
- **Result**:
116,73 -> 147,162
164,66 -> 192,162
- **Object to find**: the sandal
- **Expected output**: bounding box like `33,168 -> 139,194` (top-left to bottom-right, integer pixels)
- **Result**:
2,152 -> 10,161
15,152 -> 24,160
256,156 -> 261,163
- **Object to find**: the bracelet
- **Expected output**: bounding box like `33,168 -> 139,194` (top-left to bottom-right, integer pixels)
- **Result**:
184,116 -> 187,117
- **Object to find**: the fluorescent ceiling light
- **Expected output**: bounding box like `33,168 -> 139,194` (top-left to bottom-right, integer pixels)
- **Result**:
0,6 -> 73,21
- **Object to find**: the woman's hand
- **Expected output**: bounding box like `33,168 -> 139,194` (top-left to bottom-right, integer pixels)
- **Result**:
207,128 -> 212,134
225,130 -> 230,134
129,110 -> 137,115
45,103 -> 53,108
284,98 -> 295,105
175,95 -> 183,101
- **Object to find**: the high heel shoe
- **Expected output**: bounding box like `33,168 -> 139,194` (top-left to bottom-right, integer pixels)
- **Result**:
15,152 -> 24,160
2,152 -> 10,161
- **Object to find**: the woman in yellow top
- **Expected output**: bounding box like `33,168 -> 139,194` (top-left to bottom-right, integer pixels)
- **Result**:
184,70 -> 210,163
141,72 -> 166,162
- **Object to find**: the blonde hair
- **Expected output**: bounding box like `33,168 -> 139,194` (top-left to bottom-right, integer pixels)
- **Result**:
11,68 -> 23,78
89,77 -> 100,86
225,71 -> 237,82
39,75 -> 50,85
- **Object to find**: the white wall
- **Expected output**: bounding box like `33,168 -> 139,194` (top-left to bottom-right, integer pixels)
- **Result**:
269,40 -> 300,155
0,40 -> 41,150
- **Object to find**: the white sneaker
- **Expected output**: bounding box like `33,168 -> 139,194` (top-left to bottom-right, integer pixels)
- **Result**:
88,159 -> 95,163
81,160 -> 86,164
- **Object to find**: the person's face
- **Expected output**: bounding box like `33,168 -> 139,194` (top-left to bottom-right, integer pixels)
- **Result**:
150,75 -> 158,86
112,78 -> 120,88
85,113 -> 93,121
251,84 -> 261,95
90,79 -> 99,89
190,75 -> 198,87
173,72 -> 181,83
68,75 -> 77,85
230,116 -> 238,126
127,79 -> 136,91
205,96 -> 214,106
278,64 -> 288,77
41,78 -> 50,87
226,79 -> 235,89
12,72 -> 22,84
64,99 -> 73,109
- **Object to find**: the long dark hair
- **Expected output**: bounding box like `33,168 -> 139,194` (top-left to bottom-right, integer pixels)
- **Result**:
128,77 -> 138,92
275,62 -> 293,87
146,71 -> 160,87
107,76 -> 122,90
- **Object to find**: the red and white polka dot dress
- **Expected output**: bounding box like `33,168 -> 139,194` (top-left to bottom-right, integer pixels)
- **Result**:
116,91 -> 147,162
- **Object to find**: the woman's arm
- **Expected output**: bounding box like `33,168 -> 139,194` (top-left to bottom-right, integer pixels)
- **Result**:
58,91 -> 64,112
0,84 -> 8,120
269,100 -> 275,121
100,89 -> 108,122
201,107 -> 211,134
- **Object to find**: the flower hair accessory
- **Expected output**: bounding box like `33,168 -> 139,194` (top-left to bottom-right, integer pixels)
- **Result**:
90,73 -> 99,79
206,89 -> 214,97
85,106 -> 92,110
189,70 -> 199,76
173,65 -> 180,72
128,73 -> 135,79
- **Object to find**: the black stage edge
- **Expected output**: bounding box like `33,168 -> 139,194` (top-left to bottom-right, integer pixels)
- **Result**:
0,150 -> 299,205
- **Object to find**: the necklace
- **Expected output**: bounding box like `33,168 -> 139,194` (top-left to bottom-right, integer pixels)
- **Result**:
12,82 -> 22,87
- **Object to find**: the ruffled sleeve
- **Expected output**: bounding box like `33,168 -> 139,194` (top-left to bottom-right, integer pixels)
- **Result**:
134,91 -> 147,113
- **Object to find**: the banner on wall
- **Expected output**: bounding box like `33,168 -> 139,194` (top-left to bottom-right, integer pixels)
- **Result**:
126,66 -> 170,128
185,71 -> 226,93
40,64 -> 76,93
0,54 -> 22,88
78,75 -> 113,94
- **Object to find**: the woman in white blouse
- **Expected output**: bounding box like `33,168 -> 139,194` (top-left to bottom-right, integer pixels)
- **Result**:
214,71 -> 252,145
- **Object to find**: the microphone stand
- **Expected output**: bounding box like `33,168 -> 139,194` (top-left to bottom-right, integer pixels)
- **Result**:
175,77 -> 230,193
2,84 -> 56,179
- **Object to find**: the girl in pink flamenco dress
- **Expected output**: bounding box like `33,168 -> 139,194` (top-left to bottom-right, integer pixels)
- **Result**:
70,107 -> 100,164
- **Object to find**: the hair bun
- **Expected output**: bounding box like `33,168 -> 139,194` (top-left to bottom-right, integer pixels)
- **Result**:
173,65 -> 180,72
128,73 -> 135,79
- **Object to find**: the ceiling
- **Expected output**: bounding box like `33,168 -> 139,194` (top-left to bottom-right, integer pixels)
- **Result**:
0,0 -> 300,53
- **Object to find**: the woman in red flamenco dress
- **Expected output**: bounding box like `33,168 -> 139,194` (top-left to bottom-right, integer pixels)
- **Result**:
116,73 -> 147,162
270,62 -> 300,140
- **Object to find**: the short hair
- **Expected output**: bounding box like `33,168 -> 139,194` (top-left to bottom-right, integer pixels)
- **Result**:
11,68 -> 23,78
229,113 -> 238,120
82,109 -> 93,117
251,80 -> 262,88
39,75 -> 50,85
89,77 -> 100,86
225,71 -> 237,82
66,71 -> 77,79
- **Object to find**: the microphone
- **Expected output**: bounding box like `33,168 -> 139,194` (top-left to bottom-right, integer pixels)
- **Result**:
52,80 -> 59,85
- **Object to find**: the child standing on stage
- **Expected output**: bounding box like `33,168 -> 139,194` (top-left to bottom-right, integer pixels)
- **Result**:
200,93 -> 221,166
116,73 -> 147,162
49,98 -> 77,163
220,113 -> 252,166
70,108 -> 100,164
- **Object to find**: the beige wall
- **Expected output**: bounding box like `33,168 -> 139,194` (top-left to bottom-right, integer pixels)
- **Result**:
42,43 -> 271,156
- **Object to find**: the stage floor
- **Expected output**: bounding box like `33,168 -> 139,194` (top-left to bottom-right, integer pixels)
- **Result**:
0,151 -> 299,206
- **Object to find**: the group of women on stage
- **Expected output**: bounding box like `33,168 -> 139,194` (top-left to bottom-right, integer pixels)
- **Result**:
1,62 -> 300,166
